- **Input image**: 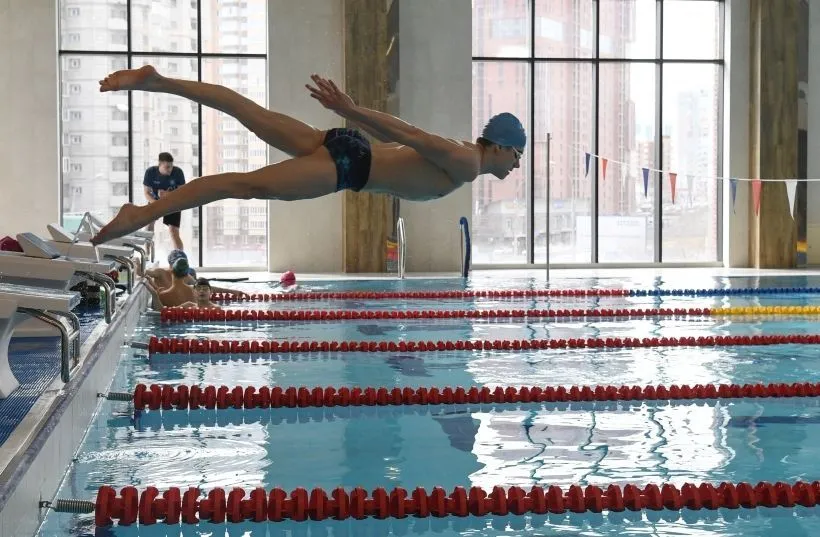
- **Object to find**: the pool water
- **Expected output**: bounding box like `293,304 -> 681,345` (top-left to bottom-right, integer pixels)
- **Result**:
36,275 -> 820,536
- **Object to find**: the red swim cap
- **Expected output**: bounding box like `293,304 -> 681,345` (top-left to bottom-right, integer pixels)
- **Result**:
280,270 -> 296,285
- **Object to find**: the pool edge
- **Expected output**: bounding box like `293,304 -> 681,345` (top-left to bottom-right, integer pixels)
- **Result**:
0,285 -> 149,537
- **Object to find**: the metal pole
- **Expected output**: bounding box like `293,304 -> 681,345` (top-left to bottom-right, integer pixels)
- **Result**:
397,217 -> 406,279
546,132 -> 551,282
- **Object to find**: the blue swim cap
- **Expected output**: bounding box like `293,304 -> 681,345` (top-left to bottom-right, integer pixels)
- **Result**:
481,112 -> 527,149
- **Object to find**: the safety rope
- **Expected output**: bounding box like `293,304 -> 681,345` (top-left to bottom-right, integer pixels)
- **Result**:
146,333 -> 820,356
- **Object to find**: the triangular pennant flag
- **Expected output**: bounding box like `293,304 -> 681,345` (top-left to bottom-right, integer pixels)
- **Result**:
601,158 -> 608,181
730,178 -> 738,213
752,179 -> 762,216
785,179 -> 797,217
584,153 -> 591,177
642,168 -> 649,197
669,172 -> 677,204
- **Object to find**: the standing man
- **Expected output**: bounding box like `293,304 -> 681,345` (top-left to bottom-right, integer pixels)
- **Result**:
143,152 -> 186,250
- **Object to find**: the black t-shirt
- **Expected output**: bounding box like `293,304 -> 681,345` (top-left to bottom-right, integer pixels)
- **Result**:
143,166 -> 186,199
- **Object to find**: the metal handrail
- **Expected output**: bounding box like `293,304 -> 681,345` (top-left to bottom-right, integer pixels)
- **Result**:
18,308 -> 80,383
397,217 -> 407,279
459,217 -> 471,278
122,243 -> 147,275
112,256 -> 135,294
77,272 -> 116,323
46,310 -> 81,362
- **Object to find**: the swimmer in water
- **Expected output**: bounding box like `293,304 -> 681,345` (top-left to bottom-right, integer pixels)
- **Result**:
89,65 -> 525,245
179,278 -> 221,310
144,257 -> 197,309
141,249 -> 247,299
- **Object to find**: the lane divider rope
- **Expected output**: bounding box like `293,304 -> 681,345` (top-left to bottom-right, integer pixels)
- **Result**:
211,287 -> 820,302
158,305 -> 820,324
146,334 -> 820,356
159,306 -> 714,323
118,381 -> 820,411
54,480 -> 820,526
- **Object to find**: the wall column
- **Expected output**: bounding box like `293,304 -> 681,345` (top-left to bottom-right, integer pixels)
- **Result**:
342,0 -> 392,273
748,0 -> 799,267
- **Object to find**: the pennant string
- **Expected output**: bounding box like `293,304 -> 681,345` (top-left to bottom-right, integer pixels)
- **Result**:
550,140 -> 820,182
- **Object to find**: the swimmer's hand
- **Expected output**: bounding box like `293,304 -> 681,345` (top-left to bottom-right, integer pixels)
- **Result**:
306,75 -> 355,114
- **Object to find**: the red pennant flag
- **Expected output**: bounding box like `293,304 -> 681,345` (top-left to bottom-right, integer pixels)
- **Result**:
669,172 -> 677,204
601,158 -> 608,181
752,179 -> 762,216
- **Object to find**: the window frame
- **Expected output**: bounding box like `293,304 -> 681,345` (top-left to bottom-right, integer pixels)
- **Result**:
471,0 -> 725,267
58,0 -> 268,269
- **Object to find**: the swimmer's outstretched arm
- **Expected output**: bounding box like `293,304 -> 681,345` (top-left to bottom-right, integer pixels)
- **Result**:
307,75 -> 472,170
347,120 -> 393,143
306,76 -> 392,143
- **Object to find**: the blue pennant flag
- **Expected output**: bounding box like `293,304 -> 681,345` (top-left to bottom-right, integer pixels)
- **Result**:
585,153 -> 591,177
730,178 -> 738,212
642,168 -> 649,197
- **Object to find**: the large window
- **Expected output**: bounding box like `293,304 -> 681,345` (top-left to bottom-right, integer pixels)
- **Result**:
472,0 -> 724,265
59,0 -> 268,268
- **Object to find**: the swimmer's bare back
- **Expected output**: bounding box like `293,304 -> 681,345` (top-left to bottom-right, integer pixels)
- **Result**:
364,142 -> 480,201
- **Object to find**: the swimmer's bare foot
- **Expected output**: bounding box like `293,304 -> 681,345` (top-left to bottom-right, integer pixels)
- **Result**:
90,203 -> 146,245
99,65 -> 161,93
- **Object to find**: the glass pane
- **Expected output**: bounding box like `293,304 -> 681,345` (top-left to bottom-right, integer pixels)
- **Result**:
472,0 -> 530,58
661,63 -> 721,262
599,0 -> 656,59
60,55 -> 129,229
130,0 -> 198,54
597,63 -> 656,263
662,1 -> 721,60
201,58 -> 269,268
60,0 -> 128,52
201,0 -> 268,54
534,63 -> 594,264
472,61 -> 531,265
131,56 -> 201,265
534,0 -> 594,58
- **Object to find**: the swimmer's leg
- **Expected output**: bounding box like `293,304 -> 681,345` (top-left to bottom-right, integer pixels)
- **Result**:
91,149 -> 339,245
99,65 -> 324,157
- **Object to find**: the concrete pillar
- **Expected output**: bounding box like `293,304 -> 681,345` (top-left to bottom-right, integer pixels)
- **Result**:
747,0 -> 799,267
342,0 -> 392,273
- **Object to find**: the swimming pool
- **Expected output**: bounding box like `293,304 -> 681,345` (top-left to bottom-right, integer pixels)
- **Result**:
35,274 -> 820,536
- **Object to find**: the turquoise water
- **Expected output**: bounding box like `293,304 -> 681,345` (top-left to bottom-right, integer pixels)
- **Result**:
36,275 -> 820,536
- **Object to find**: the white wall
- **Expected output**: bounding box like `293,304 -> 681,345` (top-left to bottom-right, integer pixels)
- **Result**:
266,0 -> 345,273
0,0 -> 60,238
723,0 -> 750,267
396,0 -> 473,273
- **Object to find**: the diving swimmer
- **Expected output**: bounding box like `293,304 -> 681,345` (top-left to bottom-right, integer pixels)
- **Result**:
89,65 -> 526,245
